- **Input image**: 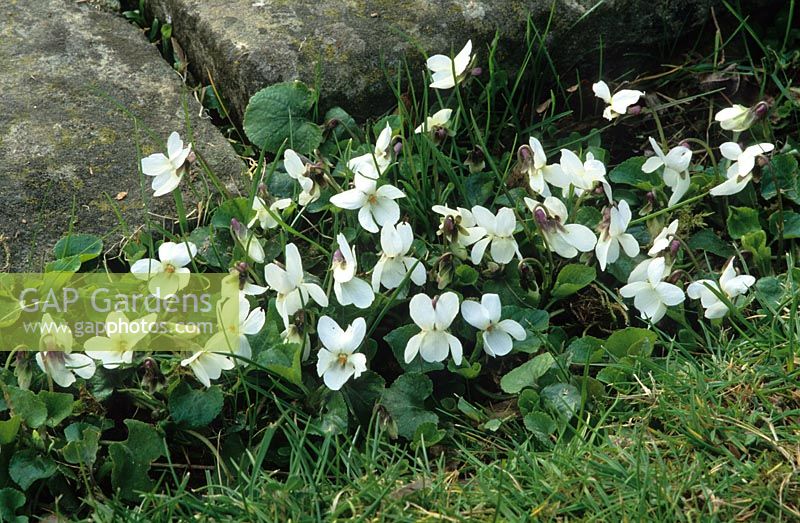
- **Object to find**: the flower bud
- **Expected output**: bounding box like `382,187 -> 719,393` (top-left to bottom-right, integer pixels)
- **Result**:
235,261 -> 248,274
533,207 -> 549,228
669,239 -> 681,256
332,248 -> 345,264
753,101 -> 769,119
471,67 -> 482,77
393,140 -> 403,156
627,105 -> 642,116
434,126 -> 449,143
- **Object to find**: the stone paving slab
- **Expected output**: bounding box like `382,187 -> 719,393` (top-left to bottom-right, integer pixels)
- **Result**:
0,0 -> 246,271
146,0 -> 720,122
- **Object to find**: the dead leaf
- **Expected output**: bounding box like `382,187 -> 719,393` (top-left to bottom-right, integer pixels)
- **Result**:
115,192 -> 128,201
536,98 -> 552,114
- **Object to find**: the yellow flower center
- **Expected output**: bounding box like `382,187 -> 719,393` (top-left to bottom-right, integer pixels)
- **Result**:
337,353 -> 349,366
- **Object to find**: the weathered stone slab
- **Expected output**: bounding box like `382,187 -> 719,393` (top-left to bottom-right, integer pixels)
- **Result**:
146,0 -> 719,122
0,0 -> 245,271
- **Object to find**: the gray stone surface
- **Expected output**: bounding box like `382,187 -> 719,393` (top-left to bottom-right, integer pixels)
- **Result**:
146,0 -> 719,122
0,0 -> 246,272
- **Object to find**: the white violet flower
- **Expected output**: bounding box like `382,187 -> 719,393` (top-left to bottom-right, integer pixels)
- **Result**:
431,204 -> 485,247
330,164 -> 405,233
592,80 -> 644,121
315,316 -> 368,391
206,296 -> 265,360
349,121 -> 393,174
130,241 -> 197,297
519,137 -> 558,197
426,40 -> 473,90
36,314 -> 96,388
181,343 -> 235,388
84,311 -> 157,369
470,206 -> 521,265
461,293 -> 526,357
596,200 -> 640,271
284,149 -> 321,205
264,243 -> 329,323
405,292 -> 462,365
709,142 -> 775,197
642,137 -> 693,206
714,104 -> 752,132
249,195 -> 293,230
231,219 -> 265,264
332,233 -> 375,309
547,149 -> 611,201
414,108 -> 453,134
619,257 -> 685,323
687,258 -> 755,319
372,222 -> 426,292
525,197 -> 597,259
141,131 -> 191,197
648,219 -> 679,256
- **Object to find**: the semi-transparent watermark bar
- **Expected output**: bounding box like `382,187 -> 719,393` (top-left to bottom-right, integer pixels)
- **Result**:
0,273 -> 240,352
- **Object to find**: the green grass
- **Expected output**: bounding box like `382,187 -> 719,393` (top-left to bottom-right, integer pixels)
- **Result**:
4,2 -> 800,522
84,333 -> 798,521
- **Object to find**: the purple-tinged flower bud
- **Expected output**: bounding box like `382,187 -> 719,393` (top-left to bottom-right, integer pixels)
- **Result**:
235,261 -> 248,274
646,191 -> 656,205
627,105 -> 642,116
678,140 -> 690,149
669,239 -> 681,256
517,144 -> 532,163
230,218 -> 243,237
533,208 -> 549,228
185,151 -> 196,165
753,101 -> 768,119
332,248 -> 345,264
393,140 -> 403,156
471,67 -> 482,77
143,358 -> 156,371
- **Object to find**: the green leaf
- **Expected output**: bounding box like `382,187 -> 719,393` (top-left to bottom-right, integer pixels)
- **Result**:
210,197 -> 251,229
314,392 -> 348,435
568,336 -> 604,364
464,172 -> 494,207
109,420 -> 166,501
38,391 -> 74,427
381,373 -> 438,439
447,360 -> 481,379
761,153 -> 800,204
256,341 -> 303,386
384,324 -> 444,372
0,488 -> 26,523
412,422 -> 445,448
53,233 -> 103,262
9,450 -> 57,490
45,255 -> 81,273
604,328 -> 657,358
62,424 -> 101,466
741,230 -> 771,271
541,383 -> 581,421
454,265 -> 479,286
608,157 -> 660,189
243,81 -> 322,154
552,264 -> 596,299
523,411 -> 557,444
168,383 -> 224,429
0,416 -> 20,445
686,230 -> 735,258
517,389 -> 540,416
727,206 -> 761,240
755,276 -> 783,309
5,387 -> 46,429
768,211 -> 800,239
343,371 -> 384,427
499,353 -> 556,394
